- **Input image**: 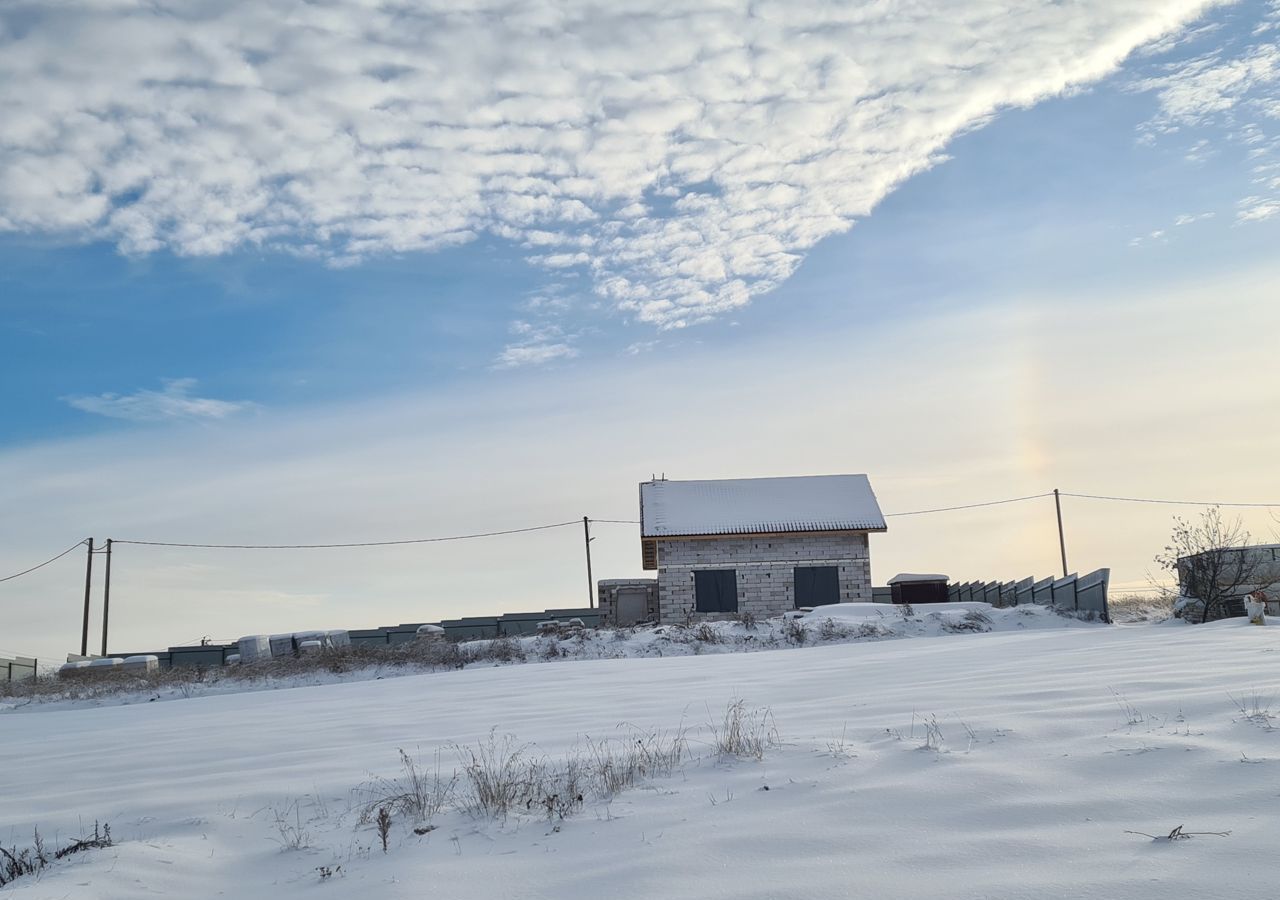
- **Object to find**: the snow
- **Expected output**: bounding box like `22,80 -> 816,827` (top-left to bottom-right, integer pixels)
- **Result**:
640,474 -> 886,536
3,614 -> 1279,899
5,605 -> 1094,713
805,601 -> 991,619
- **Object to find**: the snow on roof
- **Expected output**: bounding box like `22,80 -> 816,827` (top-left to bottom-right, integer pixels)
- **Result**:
887,573 -> 950,585
640,475 -> 886,538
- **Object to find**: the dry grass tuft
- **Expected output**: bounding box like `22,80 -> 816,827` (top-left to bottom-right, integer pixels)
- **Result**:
709,699 -> 779,759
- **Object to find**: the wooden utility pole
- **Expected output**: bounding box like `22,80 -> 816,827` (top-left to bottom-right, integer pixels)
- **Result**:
1054,489 -> 1068,578
583,516 -> 595,608
100,539 -> 113,657
80,538 -> 94,657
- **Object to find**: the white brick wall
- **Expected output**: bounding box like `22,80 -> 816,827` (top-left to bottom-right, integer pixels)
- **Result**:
597,578 -> 659,625
655,532 -> 872,622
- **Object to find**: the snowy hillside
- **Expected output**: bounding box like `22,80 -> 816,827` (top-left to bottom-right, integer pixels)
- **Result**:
3,614 -> 1278,899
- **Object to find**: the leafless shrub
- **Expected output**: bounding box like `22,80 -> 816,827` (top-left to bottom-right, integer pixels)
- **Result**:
1228,689 -> 1277,731
918,714 -> 944,751
266,799 -> 312,851
733,611 -> 758,630
782,617 -> 808,645
358,748 -> 457,824
1108,593 -> 1176,624
454,732 -> 535,819
450,732 -> 593,823
0,831 -> 47,888
816,617 -> 855,641
529,755 -> 587,822
1124,824 -> 1231,841
53,821 -> 112,860
341,712 -> 769,841
709,699 -> 779,760
375,807 -> 391,854
583,726 -> 689,796
824,724 -> 856,759
0,639 -> 480,704
464,638 -> 526,664
1110,688 -> 1146,730
1,823 -> 114,888
943,610 -> 993,633
692,623 -> 720,644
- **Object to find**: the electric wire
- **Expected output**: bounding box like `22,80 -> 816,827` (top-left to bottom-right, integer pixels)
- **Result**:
10,489 -> 1276,568
1060,492 -> 1280,508
0,540 -> 89,584
111,520 -> 582,550
883,493 -> 1053,517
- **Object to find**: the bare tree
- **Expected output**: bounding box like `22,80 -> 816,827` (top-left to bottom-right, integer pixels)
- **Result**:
1155,507 -> 1280,623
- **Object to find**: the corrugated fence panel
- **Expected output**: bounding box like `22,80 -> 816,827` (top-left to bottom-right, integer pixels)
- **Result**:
1076,568 -> 1110,620
2,657 -> 37,682
1051,574 -> 1079,611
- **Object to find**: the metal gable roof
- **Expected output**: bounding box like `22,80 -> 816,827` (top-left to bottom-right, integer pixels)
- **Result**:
639,474 -> 887,538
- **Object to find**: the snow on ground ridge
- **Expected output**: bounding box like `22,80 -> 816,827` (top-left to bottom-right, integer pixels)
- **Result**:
0,602 -> 1097,712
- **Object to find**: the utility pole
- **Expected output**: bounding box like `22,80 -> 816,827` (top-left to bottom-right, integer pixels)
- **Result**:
1054,489 -> 1068,578
80,538 -> 94,657
100,539 -> 113,657
583,516 -> 595,608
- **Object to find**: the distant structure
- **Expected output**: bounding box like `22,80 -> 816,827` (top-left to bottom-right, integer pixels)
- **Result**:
887,573 -> 951,605
1177,543 -> 1280,622
1,652 -> 37,683
599,474 -> 887,625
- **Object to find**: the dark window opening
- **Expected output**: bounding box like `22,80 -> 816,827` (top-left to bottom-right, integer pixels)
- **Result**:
694,569 -> 738,613
794,566 -> 840,608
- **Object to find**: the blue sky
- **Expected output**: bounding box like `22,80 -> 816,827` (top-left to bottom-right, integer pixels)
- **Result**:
3,1 -> 1279,658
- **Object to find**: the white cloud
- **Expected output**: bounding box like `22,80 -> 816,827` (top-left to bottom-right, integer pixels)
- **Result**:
63,378 -> 253,422
1134,10 -> 1280,225
1237,195 -> 1280,220
0,1 -> 1224,327
1137,43 -> 1280,127
1173,211 -> 1215,225
494,342 -> 579,369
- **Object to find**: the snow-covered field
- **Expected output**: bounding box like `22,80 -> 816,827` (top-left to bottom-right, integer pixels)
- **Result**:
3,608 -> 1278,899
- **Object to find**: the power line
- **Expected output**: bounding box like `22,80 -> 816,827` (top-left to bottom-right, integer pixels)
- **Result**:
1060,491 -> 1280,508
111,520 -> 582,550
0,540 -> 89,584
884,492 -> 1053,517
588,498 -> 1058,525
17,488 -> 1278,561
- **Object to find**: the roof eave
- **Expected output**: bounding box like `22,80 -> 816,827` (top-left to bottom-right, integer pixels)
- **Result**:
641,525 -> 888,539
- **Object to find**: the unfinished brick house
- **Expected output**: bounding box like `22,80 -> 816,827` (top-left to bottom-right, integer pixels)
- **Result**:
598,474 -> 887,625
